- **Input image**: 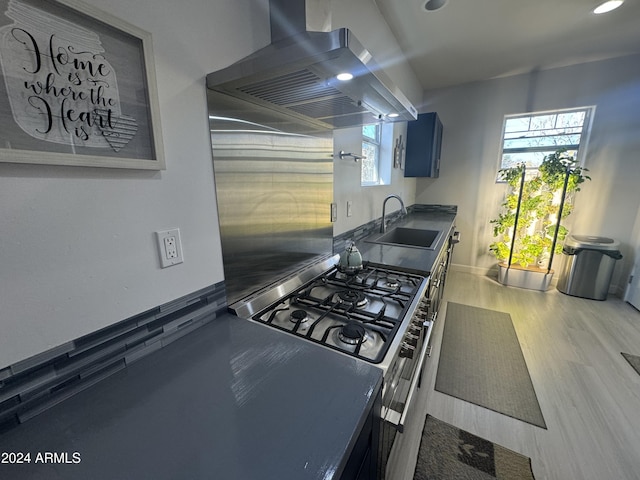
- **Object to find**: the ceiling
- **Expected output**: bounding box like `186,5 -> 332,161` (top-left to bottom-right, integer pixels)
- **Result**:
374,0 -> 640,90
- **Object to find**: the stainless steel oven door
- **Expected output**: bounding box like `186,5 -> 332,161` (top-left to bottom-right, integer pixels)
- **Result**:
377,315 -> 434,479
427,274 -> 441,323
380,317 -> 434,432
427,235 -> 451,324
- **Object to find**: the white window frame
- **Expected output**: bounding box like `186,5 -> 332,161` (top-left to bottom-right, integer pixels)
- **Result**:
361,123 -> 381,186
361,123 -> 393,186
498,106 -> 595,174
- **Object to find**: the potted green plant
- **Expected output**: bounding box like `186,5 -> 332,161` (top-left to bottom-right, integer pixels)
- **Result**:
489,149 -> 590,290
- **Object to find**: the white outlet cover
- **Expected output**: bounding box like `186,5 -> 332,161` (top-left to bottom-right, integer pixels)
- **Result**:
156,228 -> 184,268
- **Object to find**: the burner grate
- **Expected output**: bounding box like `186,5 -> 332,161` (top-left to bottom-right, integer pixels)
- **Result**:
252,264 -> 425,363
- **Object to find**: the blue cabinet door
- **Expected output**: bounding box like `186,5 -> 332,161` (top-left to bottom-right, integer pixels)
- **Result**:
404,112 -> 443,178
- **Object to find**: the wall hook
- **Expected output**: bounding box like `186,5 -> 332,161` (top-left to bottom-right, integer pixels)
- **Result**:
338,150 -> 364,162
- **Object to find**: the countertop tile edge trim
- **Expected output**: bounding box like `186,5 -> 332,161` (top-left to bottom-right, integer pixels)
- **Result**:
0,281 -> 228,433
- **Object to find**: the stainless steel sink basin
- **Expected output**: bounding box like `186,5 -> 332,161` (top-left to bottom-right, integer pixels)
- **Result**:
366,227 -> 443,250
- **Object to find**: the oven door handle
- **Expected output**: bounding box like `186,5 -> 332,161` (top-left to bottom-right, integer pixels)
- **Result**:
381,320 -> 433,433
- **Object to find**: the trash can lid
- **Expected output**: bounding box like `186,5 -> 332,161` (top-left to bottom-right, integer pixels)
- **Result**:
565,234 -> 620,250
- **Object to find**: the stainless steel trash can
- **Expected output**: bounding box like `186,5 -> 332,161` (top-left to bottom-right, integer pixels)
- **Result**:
557,235 -> 622,300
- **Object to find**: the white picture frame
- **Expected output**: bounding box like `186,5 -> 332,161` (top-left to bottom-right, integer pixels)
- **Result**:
0,0 -> 165,169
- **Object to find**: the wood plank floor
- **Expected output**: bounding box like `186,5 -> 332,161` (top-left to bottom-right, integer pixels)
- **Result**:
387,269 -> 640,480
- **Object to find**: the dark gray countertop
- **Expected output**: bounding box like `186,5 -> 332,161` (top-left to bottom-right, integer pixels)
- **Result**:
0,313 -> 382,480
356,211 -> 457,275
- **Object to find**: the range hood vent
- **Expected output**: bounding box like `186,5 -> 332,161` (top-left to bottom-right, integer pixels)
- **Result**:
206,1 -> 417,131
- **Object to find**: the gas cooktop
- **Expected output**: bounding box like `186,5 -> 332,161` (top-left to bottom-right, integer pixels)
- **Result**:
246,262 -> 426,363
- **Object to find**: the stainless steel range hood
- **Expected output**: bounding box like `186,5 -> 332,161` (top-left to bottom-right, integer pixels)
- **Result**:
206,0 -> 417,131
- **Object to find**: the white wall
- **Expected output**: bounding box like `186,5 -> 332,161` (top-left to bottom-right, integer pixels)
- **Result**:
0,0 -> 420,368
330,0 -> 423,106
0,0 -> 272,368
416,54 -> 640,294
333,123 -> 417,236
330,0 -> 422,236
624,206 -> 640,305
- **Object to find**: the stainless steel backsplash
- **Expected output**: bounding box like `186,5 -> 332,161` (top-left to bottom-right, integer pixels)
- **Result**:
208,91 -> 334,304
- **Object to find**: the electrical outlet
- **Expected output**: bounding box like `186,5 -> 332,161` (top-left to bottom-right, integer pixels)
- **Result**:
347,201 -> 353,217
164,236 -> 178,259
156,228 -> 184,268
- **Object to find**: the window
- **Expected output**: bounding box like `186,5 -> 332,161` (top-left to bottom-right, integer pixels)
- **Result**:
361,124 -> 381,185
361,123 -> 393,186
499,106 -> 595,171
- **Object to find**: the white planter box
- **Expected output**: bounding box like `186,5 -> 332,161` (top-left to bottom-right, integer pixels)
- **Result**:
497,263 -> 554,291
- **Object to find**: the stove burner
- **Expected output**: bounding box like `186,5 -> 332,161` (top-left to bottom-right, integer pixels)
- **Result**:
337,290 -> 368,308
290,309 -> 309,323
335,271 -> 364,282
338,322 -> 367,345
386,279 -> 400,289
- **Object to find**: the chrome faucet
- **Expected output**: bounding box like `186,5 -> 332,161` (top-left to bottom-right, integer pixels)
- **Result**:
380,194 -> 407,233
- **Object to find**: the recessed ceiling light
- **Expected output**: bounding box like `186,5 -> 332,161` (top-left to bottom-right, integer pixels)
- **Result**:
388,113 -> 400,118
593,0 -> 624,14
336,73 -> 353,81
423,0 -> 448,12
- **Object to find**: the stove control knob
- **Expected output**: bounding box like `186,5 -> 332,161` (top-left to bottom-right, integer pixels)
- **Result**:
409,326 -> 421,336
400,342 -> 415,359
405,334 -> 419,347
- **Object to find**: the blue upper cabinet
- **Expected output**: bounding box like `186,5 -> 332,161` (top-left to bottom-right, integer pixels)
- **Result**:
404,112 -> 443,178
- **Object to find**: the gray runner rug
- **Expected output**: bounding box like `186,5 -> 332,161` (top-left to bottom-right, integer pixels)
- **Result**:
622,352 -> 640,376
413,415 -> 536,480
435,302 -> 546,428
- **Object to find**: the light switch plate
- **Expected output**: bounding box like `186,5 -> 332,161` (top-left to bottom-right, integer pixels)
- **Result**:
347,201 -> 353,217
156,229 -> 184,268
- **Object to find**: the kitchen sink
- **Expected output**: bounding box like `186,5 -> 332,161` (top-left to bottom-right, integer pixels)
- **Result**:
366,227 -> 443,250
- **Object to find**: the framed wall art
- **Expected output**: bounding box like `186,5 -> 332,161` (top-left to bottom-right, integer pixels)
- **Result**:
0,0 -> 165,169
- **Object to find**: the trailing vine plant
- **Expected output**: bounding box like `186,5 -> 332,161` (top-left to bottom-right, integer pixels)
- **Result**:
489,149 -> 590,269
